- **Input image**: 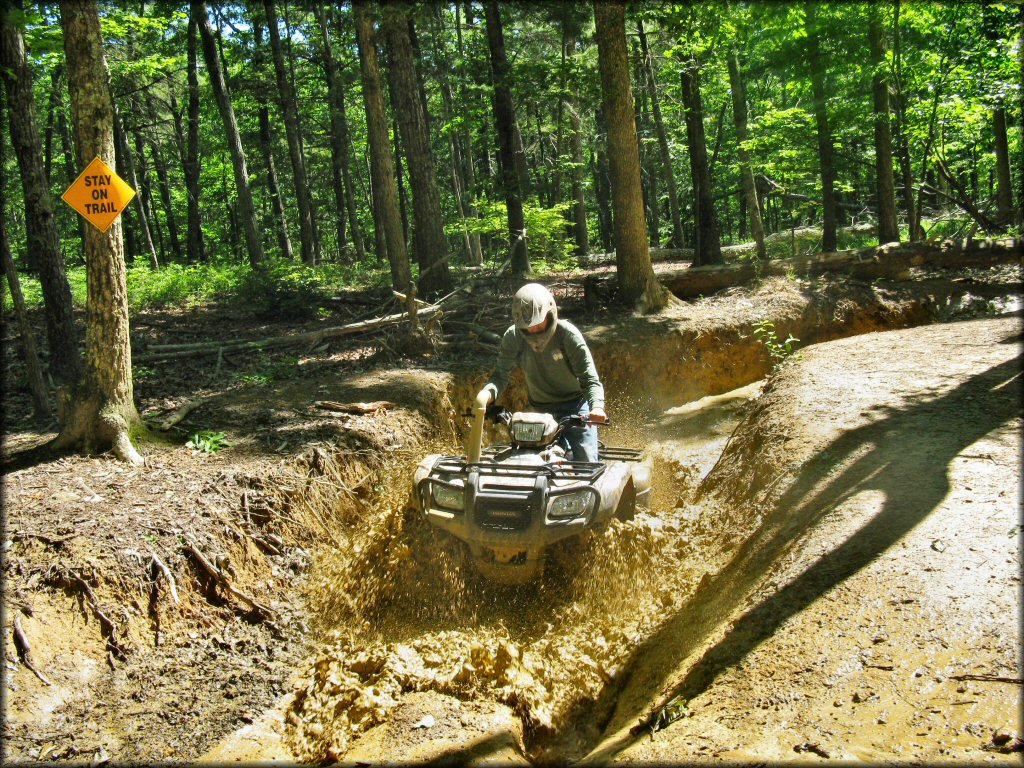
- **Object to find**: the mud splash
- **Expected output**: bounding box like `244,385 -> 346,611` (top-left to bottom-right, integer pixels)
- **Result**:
281,388 -> 762,763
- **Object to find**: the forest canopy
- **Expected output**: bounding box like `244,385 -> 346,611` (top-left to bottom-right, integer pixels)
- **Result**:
2,0 -> 1021,301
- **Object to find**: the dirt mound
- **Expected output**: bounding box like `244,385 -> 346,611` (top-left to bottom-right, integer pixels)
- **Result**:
593,314 -> 1022,762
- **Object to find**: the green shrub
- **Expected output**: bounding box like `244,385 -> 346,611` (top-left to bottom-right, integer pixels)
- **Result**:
234,259 -> 331,320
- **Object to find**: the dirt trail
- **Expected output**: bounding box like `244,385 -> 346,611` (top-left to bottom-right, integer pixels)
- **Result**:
592,314 -> 1022,763
3,269 -> 1021,764
208,314 -> 1022,765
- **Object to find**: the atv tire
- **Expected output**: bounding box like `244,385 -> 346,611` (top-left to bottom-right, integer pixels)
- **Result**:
614,480 -> 637,522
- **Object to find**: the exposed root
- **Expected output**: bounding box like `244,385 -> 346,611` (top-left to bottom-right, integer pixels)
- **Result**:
12,612 -> 51,686
184,539 -> 279,631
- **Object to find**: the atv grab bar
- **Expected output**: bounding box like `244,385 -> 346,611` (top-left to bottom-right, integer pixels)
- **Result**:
466,389 -> 491,464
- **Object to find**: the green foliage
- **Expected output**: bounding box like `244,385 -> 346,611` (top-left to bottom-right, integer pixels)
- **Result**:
234,259 -> 333,320
753,320 -> 799,366
186,430 -> 231,453
457,198 -> 575,265
126,262 -> 243,310
233,353 -> 300,388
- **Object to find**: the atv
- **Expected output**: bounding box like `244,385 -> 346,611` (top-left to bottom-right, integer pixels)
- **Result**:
412,394 -> 652,584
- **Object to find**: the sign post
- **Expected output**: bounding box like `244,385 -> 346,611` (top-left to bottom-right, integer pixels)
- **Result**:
61,156 -> 136,233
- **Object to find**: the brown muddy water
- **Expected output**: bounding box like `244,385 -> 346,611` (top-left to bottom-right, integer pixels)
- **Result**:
224,382 -> 766,764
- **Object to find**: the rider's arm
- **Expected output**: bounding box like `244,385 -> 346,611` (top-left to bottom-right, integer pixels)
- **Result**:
482,325 -> 521,402
561,323 -> 605,413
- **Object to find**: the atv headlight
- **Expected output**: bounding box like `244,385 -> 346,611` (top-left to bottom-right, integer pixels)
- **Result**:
432,484 -> 464,511
548,490 -> 592,520
511,421 -> 545,443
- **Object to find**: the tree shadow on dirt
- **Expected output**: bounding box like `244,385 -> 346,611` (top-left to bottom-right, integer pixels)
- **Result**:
579,342 -> 1022,762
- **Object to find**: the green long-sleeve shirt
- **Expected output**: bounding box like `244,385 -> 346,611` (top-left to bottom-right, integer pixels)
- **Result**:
484,319 -> 605,410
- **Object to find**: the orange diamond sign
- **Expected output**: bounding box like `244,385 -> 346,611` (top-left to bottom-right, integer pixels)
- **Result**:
61,156 -> 135,233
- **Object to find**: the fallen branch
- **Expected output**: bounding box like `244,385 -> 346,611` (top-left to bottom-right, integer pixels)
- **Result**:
184,540 -> 276,623
314,400 -> 397,415
135,305 -> 442,363
645,236 -> 1023,300
159,396 -> 216,431
12,613 -> 51,686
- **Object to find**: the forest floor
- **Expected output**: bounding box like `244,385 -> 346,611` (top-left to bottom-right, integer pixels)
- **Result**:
1,251 -> 1022,765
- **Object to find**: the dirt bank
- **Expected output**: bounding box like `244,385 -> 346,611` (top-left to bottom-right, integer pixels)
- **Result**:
2,267 -> 1021,763
591,314 -> 1023,763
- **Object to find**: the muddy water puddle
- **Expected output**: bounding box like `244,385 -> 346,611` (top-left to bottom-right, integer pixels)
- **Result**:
206,381 -> 765,763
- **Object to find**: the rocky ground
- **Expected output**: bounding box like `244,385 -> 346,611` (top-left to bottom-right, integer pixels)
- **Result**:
2,259 -> 1021,764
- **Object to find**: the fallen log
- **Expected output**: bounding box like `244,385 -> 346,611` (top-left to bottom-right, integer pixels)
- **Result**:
587,237 -> 1022,302
134,305 -> 442,362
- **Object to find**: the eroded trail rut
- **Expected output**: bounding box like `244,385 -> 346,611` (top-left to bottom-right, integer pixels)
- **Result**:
201,280 -> 1021,765
279,388 -> 754,764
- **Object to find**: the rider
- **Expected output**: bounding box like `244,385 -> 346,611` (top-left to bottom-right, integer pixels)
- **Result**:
478,283 -> 607,462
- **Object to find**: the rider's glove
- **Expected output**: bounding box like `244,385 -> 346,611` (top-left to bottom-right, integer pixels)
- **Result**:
590,407 -> 608,424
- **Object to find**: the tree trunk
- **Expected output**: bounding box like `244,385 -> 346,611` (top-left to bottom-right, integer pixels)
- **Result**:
193,0 -> 263,269
681,59 -> 723,265
184,12 -> 205,263
0,6 -> 82,387
143,92 -> 183,261
113,106 -> 158,268
264,0 -> 320,265
131,122 -> 164,263
483,0 -> 529,276
727,49 -> 766,259
316,4 -> 365,263
891,0 -> 920,241
593,0 -> 669,312
382,3 -> 452,300
55,0 -> 143,464
805,3 -> 838,251
427,5 -> 479,266
353,0 -> 411,291
0,97 -> 50,418
992,108 -> 1014,226
638,20 -> 684,250
563,30 -> 590,258
593,108 -> 613,253
251,13 -> 294,261
869,2 -> 900,245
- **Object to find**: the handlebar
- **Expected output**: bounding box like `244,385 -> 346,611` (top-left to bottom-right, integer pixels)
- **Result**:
461,406 -> 609,427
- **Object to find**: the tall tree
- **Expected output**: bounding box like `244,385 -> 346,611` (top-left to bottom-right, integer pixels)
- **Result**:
483,0 -> 529,276
427,5 -> 481,266
382,3 -> 452,299
183,12 -> 205,263
54,0 -> 143,464
251,12 -> 295,261
983,3 -> 1015,227
805,3 -> 838,251
638,19 -> 684,249
192,0 -> 263,269
264,0 -> 321,265
142,92 -> 183,261
727,48 -> 766,259
681,57 -> 723,265
1,3 -> 82,388
565,29 -> 590,258
315,4 -> 365,262
353,0 -> 410,291
891,0 -> 920,241
1,93 -> 50,418
869,1 -> 899,244
593,0 -> 669,312
112,106 -> 158,268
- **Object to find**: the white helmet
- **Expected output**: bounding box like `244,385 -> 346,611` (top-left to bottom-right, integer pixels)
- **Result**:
512,283 -> 558,351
